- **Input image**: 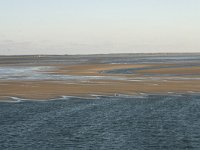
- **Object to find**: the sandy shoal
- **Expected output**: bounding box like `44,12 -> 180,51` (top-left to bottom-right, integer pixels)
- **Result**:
0,80 -> 200,100
0,63 -> 200,100
48,64 -> 152,76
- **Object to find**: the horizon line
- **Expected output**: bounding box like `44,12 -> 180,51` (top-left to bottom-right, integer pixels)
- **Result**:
1,52 -> 200,56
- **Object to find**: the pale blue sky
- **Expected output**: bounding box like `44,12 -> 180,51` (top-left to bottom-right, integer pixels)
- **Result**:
0,0 -> 200,54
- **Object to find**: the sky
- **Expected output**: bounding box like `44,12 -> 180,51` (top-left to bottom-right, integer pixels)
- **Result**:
0,0 -> 200,55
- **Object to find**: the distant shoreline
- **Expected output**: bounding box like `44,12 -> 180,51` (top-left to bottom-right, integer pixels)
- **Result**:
1,52 -> 200,57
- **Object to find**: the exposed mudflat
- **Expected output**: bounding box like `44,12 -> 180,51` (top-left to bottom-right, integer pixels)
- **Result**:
0,54 -> 200,100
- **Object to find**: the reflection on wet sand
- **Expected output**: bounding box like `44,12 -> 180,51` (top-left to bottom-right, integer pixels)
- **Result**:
0,54 -> 200,100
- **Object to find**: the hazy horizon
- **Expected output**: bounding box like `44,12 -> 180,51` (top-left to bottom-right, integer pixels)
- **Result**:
0,0 -> 200,55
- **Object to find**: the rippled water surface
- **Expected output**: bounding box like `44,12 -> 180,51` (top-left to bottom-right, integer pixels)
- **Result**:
1,94 -> 200,149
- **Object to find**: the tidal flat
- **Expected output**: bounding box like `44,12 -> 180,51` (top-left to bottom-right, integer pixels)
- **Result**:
0,54 -> 200,99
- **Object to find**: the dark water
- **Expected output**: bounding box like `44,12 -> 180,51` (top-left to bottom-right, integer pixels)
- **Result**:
1,94 -> 200,150
1,54 -> 200,65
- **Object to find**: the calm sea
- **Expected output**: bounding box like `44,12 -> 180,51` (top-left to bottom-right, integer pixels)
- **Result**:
1,94 -> 200,149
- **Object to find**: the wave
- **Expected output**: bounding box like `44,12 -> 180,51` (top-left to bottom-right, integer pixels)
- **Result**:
1,92 -> 200,103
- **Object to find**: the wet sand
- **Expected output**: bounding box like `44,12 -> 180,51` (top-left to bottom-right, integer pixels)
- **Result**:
0,54 -> 200,100
0,80 -> 200,100
138,66 -> 200,75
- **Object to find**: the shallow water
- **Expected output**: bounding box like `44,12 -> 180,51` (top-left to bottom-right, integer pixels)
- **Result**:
0,66 -> 126,81
1,94 -> 200,149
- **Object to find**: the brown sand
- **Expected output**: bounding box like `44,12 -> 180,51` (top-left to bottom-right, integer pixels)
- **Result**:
49,64 -> 152,76
0,63 -> 200,100
0,80 -> 200,100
